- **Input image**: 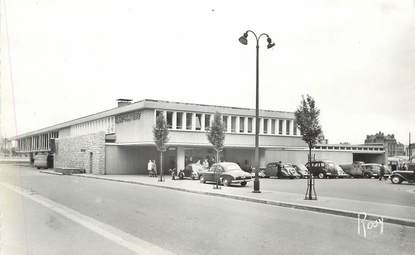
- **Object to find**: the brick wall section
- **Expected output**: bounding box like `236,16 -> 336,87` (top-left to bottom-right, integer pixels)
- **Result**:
54,132 -> 106,174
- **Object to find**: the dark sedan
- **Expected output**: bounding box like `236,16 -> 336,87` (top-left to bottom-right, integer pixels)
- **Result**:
390,170 -> 415,184
200,162 -> 252,187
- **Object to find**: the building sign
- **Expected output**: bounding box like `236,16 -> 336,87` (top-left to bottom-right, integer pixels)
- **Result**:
115,111 -> 141,124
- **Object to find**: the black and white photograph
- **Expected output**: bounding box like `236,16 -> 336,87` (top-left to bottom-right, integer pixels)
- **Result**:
0,0 -> 415,254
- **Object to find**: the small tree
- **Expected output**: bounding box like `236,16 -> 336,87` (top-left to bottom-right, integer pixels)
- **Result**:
295,95 -> 322,200
206,112 -> 226,188
153,114 -> 169,182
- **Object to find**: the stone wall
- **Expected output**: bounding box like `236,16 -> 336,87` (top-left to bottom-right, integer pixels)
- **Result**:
54,132 -> 106,174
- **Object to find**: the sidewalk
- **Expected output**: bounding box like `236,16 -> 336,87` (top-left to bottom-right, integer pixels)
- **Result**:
40,170 -> 415,227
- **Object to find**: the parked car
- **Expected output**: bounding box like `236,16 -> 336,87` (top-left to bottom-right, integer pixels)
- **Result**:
361,163 -> 382,178
200,162 -> 252,187
390,169 -> 415,184
305,160 -> 338,179
34,154 -> 49,169
264,162 -> 300,179
340,162 -> 364,177
173,163 -> 207,180
293,164 -> 309,178
334,164 -> 350,178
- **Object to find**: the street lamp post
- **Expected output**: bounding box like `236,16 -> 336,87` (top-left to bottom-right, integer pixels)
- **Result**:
239,30 -> 275,193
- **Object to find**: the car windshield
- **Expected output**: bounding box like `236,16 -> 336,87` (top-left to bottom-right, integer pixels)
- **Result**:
221,163 -> 242,171
296,164 -> 307,171
365,165 -> 380,170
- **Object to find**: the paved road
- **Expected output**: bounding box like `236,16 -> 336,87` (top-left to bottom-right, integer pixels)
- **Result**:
1,165 -> 414,255
258,177 -> 415,207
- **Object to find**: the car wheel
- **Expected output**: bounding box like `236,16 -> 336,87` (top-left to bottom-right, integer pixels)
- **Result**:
200,176 -> 206,183
391,176 -> 401,184
363,173 -> 371,179
241,181 -> 247,187
318,173 -> 325,179
222,178 -> 231,186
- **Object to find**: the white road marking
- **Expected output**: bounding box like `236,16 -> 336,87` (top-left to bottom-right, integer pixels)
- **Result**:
0,182 -> 175,255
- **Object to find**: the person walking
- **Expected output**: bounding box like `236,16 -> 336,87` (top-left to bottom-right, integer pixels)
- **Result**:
147,160 -> 153,177
277,161 -> 282,178
379,163 -> 385,181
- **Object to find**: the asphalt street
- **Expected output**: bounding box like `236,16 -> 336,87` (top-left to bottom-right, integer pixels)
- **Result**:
1,165 -> 414,255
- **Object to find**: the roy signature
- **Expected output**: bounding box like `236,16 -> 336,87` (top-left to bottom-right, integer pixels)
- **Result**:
357,212 -> 384,238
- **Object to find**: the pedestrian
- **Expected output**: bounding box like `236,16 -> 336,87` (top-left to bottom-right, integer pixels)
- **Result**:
152,160 -> 157,177
277,161 -> 282,178
379,163 -> 385,181
147,160 -> 153,177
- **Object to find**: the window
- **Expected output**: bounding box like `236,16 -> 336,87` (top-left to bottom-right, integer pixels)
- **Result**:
278,120 -> 283,134
176,112 -> 183,129
223,116 -> 228,131
166,112 -> 173,129
231,116 -> 236,132
286,120 -> 290,135
271,119 -> 276,134
247,118 -> 253,133
263,119 -> 268,134
239,117 -> 245,133
195,114 -> 202,130
186,113 -> 192,130
205,114 -> 211,130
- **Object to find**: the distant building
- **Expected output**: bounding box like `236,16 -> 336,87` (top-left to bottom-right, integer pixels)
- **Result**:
364,132 -> 405,157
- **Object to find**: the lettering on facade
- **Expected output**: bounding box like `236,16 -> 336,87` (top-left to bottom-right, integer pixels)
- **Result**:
115,111 -> 141,124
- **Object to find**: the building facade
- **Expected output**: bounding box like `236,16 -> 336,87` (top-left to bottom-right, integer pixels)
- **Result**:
12,99 -> 385,174
364,132 -> 405,157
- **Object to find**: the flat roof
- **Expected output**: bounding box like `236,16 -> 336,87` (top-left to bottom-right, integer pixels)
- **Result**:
11,99 -> 295,139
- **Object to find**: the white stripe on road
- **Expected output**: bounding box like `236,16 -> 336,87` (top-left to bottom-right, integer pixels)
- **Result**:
0,182 -> 175,255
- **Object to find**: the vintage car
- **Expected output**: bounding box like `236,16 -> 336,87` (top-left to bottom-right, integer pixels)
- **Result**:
292,164 -> 309,178
200,162 -> 252,187
263,162 -> 300,179
334,164 -> 350,178
340,162 -> 364,177
172,163 -> 207,180
361,163 -> 381,178
305,160 -> 338,179
390,170 -> 415,184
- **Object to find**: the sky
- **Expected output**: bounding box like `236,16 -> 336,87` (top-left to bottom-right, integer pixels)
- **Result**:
1,0 -> 414,145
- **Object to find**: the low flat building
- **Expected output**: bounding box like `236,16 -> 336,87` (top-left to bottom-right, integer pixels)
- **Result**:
11,99 -> 385,174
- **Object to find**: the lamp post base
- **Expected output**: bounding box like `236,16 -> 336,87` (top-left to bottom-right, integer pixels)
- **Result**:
252,179 -> 261,193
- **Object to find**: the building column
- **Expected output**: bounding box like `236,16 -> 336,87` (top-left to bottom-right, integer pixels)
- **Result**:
259,118 -> 264,134
282,119 -> 287,136
182,112 -> 187,130
252,118 -> 256,134
172,112 -> 177,129
267,119 -> 272,135
244,117 -> 248,134
290,120 -> 294,136
191,113 -> 196,130
201,114 -> 205,131
235,116 -> 240,133
176,147 -> 185,171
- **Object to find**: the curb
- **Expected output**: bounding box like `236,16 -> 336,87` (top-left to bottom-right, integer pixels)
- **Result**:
40,170 -> 415,228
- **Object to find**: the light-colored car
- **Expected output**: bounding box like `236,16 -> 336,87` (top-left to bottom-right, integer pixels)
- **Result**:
293,164 -> 309,178
334,165 -> 350,178
200,162 -> 252,187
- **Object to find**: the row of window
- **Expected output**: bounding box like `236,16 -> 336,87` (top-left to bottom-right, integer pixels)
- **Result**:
156,110 -> 300,136
17,132 -> 59,151
71,116 -> 115,136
